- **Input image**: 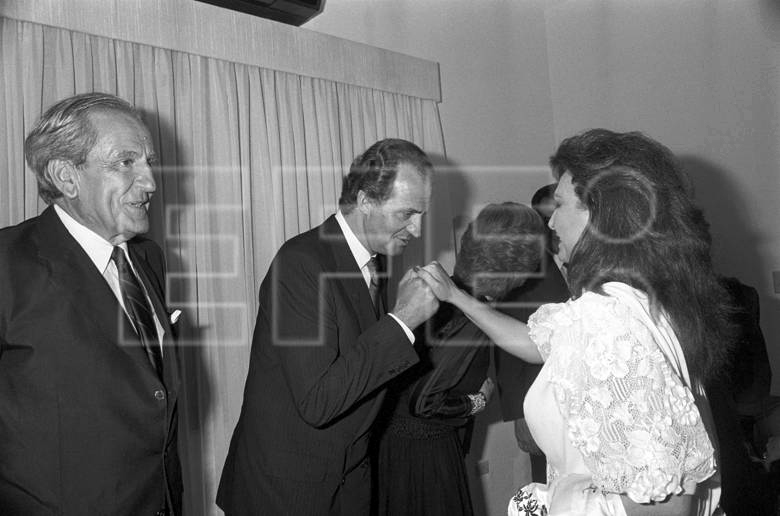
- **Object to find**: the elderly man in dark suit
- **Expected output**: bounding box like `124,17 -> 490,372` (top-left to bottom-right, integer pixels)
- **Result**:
217,138 -> 440,516
493,184 -> 570,483
0,93 -> 181,515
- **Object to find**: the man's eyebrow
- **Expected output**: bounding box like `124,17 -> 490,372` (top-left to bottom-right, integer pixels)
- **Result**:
110,149 -> 140,159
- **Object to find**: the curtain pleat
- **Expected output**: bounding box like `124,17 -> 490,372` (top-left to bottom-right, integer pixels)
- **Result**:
0,16 -> 446,516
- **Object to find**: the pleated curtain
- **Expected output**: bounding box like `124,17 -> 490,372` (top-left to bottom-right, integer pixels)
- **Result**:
0,16 -> 446,515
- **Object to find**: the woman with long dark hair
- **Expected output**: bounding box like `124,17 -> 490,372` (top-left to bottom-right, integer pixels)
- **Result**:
417,129 -> 733,515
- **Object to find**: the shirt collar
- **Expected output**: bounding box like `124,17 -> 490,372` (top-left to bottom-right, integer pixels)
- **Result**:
53,204 -> 127,274
335,209 -> 373,269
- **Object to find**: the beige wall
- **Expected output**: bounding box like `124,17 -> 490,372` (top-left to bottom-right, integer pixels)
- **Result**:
308,0 -> 558,207
308,0 -> 780,387
542,0 -> 780,394
308,1 -> 780,514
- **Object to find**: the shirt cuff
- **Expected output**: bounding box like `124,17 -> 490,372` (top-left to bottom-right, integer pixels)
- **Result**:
388,313 -> 416,344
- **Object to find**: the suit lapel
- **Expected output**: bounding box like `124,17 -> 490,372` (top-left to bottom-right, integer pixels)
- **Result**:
375,254 -> 389,316
319,216 -> 380,331
34,207 -> 158,375
129,242 -> 181,435
319,216 -> 394,440
129,244 -> 173,343
129,244 -> 180,387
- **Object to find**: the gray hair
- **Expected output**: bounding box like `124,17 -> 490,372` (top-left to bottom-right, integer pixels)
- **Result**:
24,92 -> 142,204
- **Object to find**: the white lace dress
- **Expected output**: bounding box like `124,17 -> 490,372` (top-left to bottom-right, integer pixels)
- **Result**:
508,282 -> 720,516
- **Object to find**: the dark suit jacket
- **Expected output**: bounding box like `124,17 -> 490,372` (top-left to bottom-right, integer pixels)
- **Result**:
707,278 -> 776,515
493,252 -> 569,421
0,206 -> 182,516
217,215 -> 419,516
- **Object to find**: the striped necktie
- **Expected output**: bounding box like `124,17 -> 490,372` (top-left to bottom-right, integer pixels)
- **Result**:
112,246 -> 163,378
366,256 -> 381,317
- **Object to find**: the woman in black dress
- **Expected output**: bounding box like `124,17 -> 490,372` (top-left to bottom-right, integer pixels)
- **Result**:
375,202 -> 545,516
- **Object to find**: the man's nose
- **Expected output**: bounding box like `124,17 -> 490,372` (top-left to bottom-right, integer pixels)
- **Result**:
407,214 -> 423,238
136,162 -> 157,193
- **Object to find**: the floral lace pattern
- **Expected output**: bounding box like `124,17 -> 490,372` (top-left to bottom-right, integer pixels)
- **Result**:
509,486 -> 548,516
527,287 -> 716,504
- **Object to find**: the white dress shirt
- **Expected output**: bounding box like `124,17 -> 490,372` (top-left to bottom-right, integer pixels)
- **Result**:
335,210 -> 415,343
54,205 -> 164,351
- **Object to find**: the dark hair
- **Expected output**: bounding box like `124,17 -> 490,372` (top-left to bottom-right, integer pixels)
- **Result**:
24,92 -> 142,204
338,138 -> 433,213
549,128 -> 734,383
531,183 -> 557,212
531,183 -> 559,253
454,202 -> 544,300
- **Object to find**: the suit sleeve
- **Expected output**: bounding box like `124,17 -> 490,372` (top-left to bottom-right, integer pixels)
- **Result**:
262,248 -> 419,428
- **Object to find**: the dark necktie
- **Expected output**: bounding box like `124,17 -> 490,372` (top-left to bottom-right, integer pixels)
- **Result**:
112,246 -> 163,378
366,256 -> 381,317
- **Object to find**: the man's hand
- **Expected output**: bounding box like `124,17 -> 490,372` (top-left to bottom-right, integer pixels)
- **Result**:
392,268 -> 439,330
415,261 -> 459,303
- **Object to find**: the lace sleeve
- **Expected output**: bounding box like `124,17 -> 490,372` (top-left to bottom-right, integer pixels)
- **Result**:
527,302 -> 566,360
542,293 -> 716,504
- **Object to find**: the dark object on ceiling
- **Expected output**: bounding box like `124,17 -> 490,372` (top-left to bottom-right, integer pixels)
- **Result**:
196,0 -> 324,27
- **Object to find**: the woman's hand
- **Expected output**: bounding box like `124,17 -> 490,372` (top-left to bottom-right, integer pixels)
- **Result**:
479,377 -> 495,403
415,261 -> 459,303
468,378 -> 495,417
418,261 -> 541,363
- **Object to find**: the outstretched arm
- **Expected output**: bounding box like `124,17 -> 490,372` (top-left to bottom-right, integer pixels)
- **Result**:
416,262 -> 542,364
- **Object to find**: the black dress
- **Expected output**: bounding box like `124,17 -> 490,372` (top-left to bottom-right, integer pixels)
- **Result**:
375,302 -> 491,516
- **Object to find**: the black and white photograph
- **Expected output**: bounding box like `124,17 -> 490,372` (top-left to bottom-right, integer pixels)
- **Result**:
0,1 -> 778,515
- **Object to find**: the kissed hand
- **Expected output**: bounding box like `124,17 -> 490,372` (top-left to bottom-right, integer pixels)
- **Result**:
392,268 -> 439,330
414,261 -> 459,302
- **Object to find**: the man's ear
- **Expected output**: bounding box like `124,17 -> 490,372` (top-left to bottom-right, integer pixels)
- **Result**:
357,190 -> 373,215
46,159 -> 79,199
